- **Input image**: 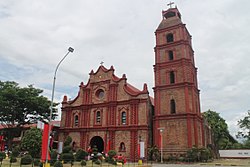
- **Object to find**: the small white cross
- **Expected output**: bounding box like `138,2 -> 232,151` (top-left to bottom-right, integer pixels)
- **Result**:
167,1 -> 174,8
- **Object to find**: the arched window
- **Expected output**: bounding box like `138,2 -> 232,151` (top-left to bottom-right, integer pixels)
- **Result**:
96,111 -> 101,123
166,33 -> 174,43
170,71 -> 175,84
119,142 -> 126,151
170,99 -> 176,114
121,111 -> 126,125
168,50 -> 174,60
74,115 -> 79,126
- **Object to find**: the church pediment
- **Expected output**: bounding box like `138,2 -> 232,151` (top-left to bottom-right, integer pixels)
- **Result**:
62,65 -> 149,106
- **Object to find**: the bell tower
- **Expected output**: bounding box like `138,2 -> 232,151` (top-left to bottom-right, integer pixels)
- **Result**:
153,4 -> 205,155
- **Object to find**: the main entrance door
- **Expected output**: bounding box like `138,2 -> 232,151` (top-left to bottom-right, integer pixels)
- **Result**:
90,136 -> 104,152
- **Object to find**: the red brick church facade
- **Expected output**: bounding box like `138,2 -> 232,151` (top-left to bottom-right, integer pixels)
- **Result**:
59,65 -> 153,161
58,6 -> 211,161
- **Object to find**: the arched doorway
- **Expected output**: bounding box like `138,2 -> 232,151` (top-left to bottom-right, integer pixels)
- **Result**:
90,136 -> 104,153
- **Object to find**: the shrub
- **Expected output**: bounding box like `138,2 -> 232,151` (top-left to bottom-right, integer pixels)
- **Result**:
178,156 -> 185,162
80,160 -> 87,166
54,161 -> 63,167
75,149 -> 88,162
148,145 -> 160,161
0,152 -> 6,161
200,148 -> 211,162
95,159 -> 101,165
167,154 -> 177,162
33,159 -> 40,166
186,146 -> 199,162
61,152 -> 74,163
186,146 -> 212,162
11,146 -> 20,157
108,150 -> 117,158
105,157 -> 116,165
50,149 -> 58,165
9,156 -> 17,163
20,154 -> 33,165
64,136 -> 72,146
62,145 -> 72,153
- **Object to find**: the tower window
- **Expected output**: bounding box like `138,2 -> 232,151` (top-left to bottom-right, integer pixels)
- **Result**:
96,111 -> 101,123
170,71 -> 175,84
170,99 -> 176,114
74,115 -> 79,126
164,11 -> 176,19
166,33 -> 174,43
121,111 -> 126,125
168,50 -> 174,60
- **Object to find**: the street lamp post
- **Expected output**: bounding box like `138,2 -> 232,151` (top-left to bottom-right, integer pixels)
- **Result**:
45,47 -> 74,166
158,127 -> 165,163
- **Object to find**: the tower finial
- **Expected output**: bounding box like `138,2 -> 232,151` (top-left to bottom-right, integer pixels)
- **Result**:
100,61 -> 104,66
167,1 -> 174,8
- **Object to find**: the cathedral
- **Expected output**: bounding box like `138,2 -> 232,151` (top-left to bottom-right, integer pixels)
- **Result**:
58,5 -> 211,161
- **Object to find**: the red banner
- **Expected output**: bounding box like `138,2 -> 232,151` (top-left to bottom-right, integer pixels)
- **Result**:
106,140 -> 111,153
0,135 -> 4,151
41,124 -> 50,162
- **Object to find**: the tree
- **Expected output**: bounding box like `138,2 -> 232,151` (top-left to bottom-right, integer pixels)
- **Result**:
237,111 -> 250,148
203,110 -> 237,150
238,111 -> 250,140
0,81 -> 58,149
20,127 -> 42,158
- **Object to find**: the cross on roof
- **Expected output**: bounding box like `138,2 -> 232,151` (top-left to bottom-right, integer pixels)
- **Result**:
167,1 -> 174,8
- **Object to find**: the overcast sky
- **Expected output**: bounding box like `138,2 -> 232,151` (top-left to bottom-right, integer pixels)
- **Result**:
0,0 -> 249,139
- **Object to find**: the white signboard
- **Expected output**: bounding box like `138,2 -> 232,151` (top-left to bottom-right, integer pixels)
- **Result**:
58,142 -> 63,154
140,142 -> 145,158
219,150 -> 250,158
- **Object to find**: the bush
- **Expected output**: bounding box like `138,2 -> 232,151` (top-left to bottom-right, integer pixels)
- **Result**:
0,152 -> 6,161
105,157 -> 116,165
11,146 -> 20,157
64,136 -> 72,146
178,156 -> 185,162
54,161 -> 63,167
75,149 -> 88,162
107,150 -> 117,158
50,149 -> 58,165
20,154 -> 33,165
61,152 -> 74,163
80,160 -> 87,166
62,145 -> 72,153
148,145 -> 160,161
200,148 -> 211,162
167,154 -> 177,162
186,146 -> 212,162
186,146 -> 199,162
33,159 -> 40,166
95,159 -> 101,165
9,156 -> 17,163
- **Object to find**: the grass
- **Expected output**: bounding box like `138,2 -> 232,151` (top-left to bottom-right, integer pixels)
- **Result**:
200,159 -> 250,166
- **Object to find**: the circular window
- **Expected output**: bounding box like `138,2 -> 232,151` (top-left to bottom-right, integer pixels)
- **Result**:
96,89 -> 104,99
